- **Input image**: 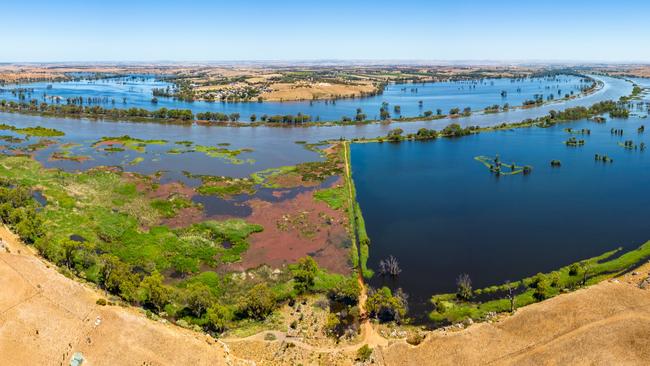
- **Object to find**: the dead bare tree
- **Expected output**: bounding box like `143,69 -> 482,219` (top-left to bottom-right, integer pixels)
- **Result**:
379,255 -> 401,276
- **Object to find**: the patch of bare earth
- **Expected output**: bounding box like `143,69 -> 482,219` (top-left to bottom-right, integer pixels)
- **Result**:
261,81 -> 378,102
227,190 -> 351,275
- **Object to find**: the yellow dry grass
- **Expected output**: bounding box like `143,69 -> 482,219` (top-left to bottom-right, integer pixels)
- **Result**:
261,81 -> 377,101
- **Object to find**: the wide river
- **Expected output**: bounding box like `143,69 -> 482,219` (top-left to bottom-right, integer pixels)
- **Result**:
2,74 -> 590,122
352,78 -> 649,322
0,75 -> 634,178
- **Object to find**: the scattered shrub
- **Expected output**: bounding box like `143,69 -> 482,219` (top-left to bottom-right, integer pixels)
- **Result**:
406,332 -> 425,345
356,344 -> 373,362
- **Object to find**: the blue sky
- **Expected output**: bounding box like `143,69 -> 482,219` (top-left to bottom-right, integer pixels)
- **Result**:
3,0 -> 649,62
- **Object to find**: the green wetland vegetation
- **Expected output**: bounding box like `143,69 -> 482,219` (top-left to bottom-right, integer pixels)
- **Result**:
0,123 -> 65,137
0,146 -> 361,336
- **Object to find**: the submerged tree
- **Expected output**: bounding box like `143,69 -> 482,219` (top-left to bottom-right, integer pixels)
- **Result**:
379,255 -> 402,277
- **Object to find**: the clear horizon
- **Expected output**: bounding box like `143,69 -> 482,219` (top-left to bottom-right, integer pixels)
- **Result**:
3,0 -> 650,63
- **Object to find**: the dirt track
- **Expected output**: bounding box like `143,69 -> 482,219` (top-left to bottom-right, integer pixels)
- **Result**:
1,223 -> 650,365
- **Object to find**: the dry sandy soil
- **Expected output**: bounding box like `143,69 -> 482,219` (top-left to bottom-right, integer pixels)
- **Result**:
260,81 -> 377,102
0,64 -> 181,83
380,265 -> 650,366
1,222 -> 649,365
596,65 -> 650,78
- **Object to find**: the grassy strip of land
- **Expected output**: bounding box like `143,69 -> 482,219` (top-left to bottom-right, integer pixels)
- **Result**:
340,142 -> 373,278
354,201 -> 372,278
430,241 -> 650,324
351,99 -> 631,146
193,145 -> 254,165
92,135 -> 168,153
0,123 -> 65,137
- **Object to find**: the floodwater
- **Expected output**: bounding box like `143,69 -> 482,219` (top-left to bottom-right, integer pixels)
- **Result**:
1,75 -> 590,122
0,75 -> 633,178
0,74 -> 642,315
351,105 -> 650,321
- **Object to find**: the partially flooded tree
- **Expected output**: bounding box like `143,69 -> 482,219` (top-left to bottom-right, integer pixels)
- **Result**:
456,273 -> 473,300
379,255 -> 402,277
387,128 -> 404,142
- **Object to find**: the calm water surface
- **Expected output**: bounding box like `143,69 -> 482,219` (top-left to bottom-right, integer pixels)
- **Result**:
351,112 -> 650,321
1,75 -> 590,122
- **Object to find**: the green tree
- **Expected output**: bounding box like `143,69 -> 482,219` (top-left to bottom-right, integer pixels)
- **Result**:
206,304 -> 233,333
172,256 -> 197,277
387,128 -> 404,142
185,282 -> 214,317
99,254 -> 140,302
328,276 -> 360,305
366,287 -> 407,323
531,273 -> 552,301
239,283 -> 276,320
139,271 -> 169,312
291,256 -> 318,294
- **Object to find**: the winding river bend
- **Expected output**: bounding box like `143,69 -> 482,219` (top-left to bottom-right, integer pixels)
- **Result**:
0,75 -> 634,174
2,74 -> 590,122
